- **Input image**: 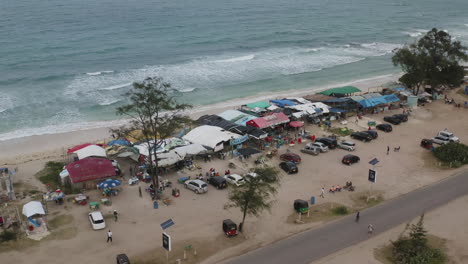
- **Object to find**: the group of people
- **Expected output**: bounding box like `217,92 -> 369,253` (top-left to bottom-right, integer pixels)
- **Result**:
329,185 -> 342,193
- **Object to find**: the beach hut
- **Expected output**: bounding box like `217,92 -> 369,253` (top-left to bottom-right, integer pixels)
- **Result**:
183,125 -> 243,152
246,112 -> 290,129
73,145 -> 107,160
65,157 -> 117,189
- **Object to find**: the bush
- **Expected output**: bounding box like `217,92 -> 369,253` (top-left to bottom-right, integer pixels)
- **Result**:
332,206 -> 349,215
37,161 -> 65,190
433,143 -> 468,165
329,127 -> 354,136
0,230 -> 17,242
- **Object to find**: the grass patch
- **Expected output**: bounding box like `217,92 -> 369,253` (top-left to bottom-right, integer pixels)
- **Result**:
0,230 -> 17,242
48,214 -> 73,230
329,127 -> 354,137
286,202 -> 351,224
0,236 -> 39,253
331,206 -> 349,215
350,191 -> 385,209
35,161 -> 65,190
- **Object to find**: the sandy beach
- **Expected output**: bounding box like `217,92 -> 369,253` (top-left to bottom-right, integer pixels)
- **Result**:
1,83 -> 468,264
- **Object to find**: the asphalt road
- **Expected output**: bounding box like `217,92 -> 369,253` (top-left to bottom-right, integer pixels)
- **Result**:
223,170 -> 468,264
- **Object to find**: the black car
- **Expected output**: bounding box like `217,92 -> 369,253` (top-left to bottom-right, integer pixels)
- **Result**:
376,123 -> 392,132
383,116 -> 401,125
208,176 -> 227,189
361,130 -> 378,139
116,254 -> 130,264
315,137 -> 338,149
342,154 -> 360,165
350,132 -> 373,142
392,114 -> 408,122
279,162 -> 298,174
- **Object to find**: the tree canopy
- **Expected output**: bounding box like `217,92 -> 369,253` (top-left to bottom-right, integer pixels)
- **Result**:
392,28 -> 468,95
113,77 -> 192,188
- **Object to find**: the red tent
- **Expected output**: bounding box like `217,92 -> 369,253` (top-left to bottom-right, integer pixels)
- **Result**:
67,143 -> 94,154
246,112 -> 290,129
66,157 -> 116,183
289,121 -> 304,128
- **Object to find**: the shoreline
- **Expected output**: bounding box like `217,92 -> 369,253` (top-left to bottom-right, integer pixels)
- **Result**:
0,73 -> 399,164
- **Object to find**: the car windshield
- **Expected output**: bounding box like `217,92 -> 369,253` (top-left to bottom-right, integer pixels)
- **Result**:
201,184 -> 208,188
94,219 -> 104,224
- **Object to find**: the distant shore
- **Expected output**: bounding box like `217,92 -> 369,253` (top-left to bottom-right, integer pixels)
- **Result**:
0,73 -> 399,165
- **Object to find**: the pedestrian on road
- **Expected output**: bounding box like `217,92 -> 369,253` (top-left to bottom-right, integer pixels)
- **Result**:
355,211 -> 360,222
129,166 -> 133,177
138,186 -> 142,197
320,187 -> 325,198
368,224 -> 374,235
107,230 -> 113,243
386,146 -> 390,155
113,210 -> 118,222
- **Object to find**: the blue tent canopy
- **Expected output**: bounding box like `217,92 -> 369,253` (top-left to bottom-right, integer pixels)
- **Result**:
108,139 -> 131,146
357,94 -> 400,108
269,99 -> 296,107
324,98 -> 351,103
329,107 -> 347,113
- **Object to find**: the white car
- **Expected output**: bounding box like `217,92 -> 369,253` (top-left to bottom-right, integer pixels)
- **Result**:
224,174 -> 245,186
307,142 -> 328,152
437,131 -> 459,143
431,136 -> 451,145
337,141 -> 356,151
184,179 -> 208,194
89,211 -> 106,230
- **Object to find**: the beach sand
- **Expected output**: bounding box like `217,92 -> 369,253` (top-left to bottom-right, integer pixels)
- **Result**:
1,84 -> 468,264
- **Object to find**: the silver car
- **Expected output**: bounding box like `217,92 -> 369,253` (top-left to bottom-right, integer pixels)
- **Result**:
184,179 -> 208,194
307,142 -> 328,152
337,140 -> 356,151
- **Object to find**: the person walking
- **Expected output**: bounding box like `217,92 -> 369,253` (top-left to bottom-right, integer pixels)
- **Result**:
320,187 -> 325,198
355,211 -> 360,222
113,210 -> 118,222
386,146 -> 390,155
138,186 -> 142,197
368,224 -> 374,235
107,230 -> 113,243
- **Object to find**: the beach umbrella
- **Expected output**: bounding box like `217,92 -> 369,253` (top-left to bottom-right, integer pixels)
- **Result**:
289,121 -> 304,128
67,143 -> 94,154
98,179 -> 121,189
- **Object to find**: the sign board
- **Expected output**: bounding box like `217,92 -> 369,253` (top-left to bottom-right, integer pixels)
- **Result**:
162,232 -> 171,251
368,169 -> 377,183
368,158 -> 379,166
230,135 -> 249,145
161,219 -> 175,230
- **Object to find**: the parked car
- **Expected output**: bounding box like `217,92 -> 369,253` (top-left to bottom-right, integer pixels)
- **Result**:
224,174 -> 245,186
116,254 -> 130,264
279,162 -> 298,174
383,116 -> 401,125
315,137 -> 337,149
350,132 -> 373,142
376,123 -> 392,132
300,145 -> 320,156
280,153 -> 302,163
337,140 -> 356,151
184,179 -> 208,193
222,219 -> 238,237
437,130 -> 459,142
431,136 -> 451,145
420,139 -> 434,149
392,114 -> 408,122
89,211 -> 106,230
361,130 -> 378,139
208,176 -> 227,189
294,199 -> 309,214
342,154 -> 360,165
307,142 -> 328,152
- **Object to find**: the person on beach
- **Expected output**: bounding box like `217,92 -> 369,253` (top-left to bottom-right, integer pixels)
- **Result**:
107,230 -> 113,242
387,146 -> 390,155
355,211 -> 360,222
320,187 -> 325,198
368,224 -> 374,235
113,210 -> 118,222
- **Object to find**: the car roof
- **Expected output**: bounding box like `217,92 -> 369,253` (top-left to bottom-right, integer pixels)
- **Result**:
344,154 -> 358,158
90,211 -> 104,220
189,179 -> 207,184
313,142 -> 326,146
228,174 -> 243,179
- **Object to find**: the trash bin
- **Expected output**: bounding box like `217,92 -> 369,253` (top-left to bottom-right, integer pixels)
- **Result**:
153,201 -> 159,209
310,196 -> 315,205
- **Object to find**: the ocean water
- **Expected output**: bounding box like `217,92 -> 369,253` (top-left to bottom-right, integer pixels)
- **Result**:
1,0 -> 468,141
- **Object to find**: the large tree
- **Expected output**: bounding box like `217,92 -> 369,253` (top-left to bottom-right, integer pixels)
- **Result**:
392,28 -> 468,95
225,167 -> 279,232
113,77 -> 191,190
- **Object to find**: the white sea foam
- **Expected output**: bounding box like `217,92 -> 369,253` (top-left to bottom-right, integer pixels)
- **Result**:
98,98 -> 121,106
86,70 -> 114,76
98,82 -> 133,90
214,54 -> 255,63
0,93 -> 15,113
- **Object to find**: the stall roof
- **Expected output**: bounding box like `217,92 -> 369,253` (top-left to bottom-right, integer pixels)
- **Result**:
318,86 -> 361,96
323,98 -> 351,103
302,94 -> 335,102
217,110 -> 256,126
197,115 -> 267,139
66,157 -> 117,184
246,112 -> 290,129
361,93 -> 382,99
329,107 -> 347,113
269,99 -> 297,107
245,101 -> 271,109
349,95 -> 365,101
284,97 -> 310,104
357,94 -> 400,108
73,145 -> 107,160
22,201 -> 45,218
237,148 -> 261,156
182,125 -> 242,149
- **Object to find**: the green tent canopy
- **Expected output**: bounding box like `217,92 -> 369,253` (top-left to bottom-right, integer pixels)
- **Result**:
317,86 -> 361,96
246,101 -> 271,109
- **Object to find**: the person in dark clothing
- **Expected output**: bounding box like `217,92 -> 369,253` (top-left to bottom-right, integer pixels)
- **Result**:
355,211 -> 360,222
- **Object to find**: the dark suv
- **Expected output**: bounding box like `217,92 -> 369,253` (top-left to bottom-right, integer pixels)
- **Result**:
208,176 -> 227,189
361,130 -> 378,139
383,116 -> 401,125
392,114 -> 408,122
351,132 -> 373,142
315,137 -> 337,149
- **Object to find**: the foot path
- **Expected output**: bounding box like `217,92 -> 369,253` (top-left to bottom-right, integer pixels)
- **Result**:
223,170 -> 468,264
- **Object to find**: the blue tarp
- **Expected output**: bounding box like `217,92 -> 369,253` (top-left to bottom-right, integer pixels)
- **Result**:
324,98 -> 351,103
269,99 -> 296,107
108,139 -> 131,146
357,94 -> 400,108
389,87 -> 406,92
329,107 -> 347,113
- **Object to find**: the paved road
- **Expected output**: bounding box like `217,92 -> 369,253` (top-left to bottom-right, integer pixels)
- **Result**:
223,170 -> 468,264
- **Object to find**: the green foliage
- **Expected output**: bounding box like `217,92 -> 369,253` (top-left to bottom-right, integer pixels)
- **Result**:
113,77 -> 192,188
433,143 -> 468,166
329,127 -> 353,136
0,230 -> 17,242
38,161 -> 65,190
391,215 -> 446,264
392,28 -> 468,95
226,166 -> 279,231
332,206 -> 348,215
252,167 -> 280,183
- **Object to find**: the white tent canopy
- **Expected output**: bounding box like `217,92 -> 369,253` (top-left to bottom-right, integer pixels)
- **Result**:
173,143 -> 207,157
183,125 -> 242,150
155,150 -> 184,167
73,145 -> 107,160
22,201 -> 45,218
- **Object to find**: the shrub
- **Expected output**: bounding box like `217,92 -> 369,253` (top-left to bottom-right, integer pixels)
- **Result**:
37,161 -> 65,190
0,230 -> 17,242
332,206 -> 348,215
433,143 -> 468,165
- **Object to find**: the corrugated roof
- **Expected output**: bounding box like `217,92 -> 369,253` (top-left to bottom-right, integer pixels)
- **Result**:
245,101 -> 271,109
302,94 -> 335,102
361,93 -> 382,99
66,157 -> 116,184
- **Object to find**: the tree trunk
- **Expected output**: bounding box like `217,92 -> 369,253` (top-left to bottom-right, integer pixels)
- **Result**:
240,201 -> 249,232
